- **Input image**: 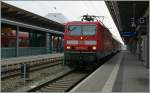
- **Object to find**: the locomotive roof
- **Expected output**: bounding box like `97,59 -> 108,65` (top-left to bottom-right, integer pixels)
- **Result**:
65,21 -> 112,35
65,21 -> 109,30
65,21 -> 100,25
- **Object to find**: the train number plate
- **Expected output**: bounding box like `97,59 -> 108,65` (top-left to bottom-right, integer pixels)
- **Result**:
76,46 -> 87,50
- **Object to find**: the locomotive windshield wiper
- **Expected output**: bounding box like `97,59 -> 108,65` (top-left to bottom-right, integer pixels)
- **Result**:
69,26 -> 78,31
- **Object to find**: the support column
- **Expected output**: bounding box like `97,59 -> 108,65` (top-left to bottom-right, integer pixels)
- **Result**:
46,33 -> 52,53
133,37 -> 137,55
146,16 -> 149,68
16,26 -> 19,57
57,37 -> 61,52
137,32 -> 143,61
50,35 -> 52,53
55,36 -> 59,52
129,37 -> 137,55
52,36 -> 56,52
60,36 -> 63,52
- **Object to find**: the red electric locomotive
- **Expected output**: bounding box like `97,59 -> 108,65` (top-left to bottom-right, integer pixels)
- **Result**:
64,15 -> 119,68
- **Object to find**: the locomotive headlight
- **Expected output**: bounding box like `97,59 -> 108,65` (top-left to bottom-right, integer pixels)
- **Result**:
66,46 -> 71,49
80,37 -> 83,40
92,46 -> 97,50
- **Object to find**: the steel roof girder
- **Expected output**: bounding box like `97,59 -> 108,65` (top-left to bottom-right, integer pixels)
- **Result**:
1,18 -> 64,35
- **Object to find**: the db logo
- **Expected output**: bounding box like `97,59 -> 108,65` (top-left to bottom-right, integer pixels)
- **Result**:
78,41 -> 84,44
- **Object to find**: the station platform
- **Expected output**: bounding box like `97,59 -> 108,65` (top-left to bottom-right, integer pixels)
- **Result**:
71,51 -> 149,92
1,53 -> 64,66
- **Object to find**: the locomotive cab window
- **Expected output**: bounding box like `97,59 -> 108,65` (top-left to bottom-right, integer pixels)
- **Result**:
82,25 -> 96,35
68,25 -> 96,36
68,25 -> 81,35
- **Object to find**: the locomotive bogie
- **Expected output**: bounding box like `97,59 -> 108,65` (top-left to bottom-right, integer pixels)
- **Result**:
64,52 -> 97,68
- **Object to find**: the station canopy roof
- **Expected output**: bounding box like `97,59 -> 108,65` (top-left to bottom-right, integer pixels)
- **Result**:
1,2 -> 64,33
105,1 -> 149,44
105,1 -> 148,33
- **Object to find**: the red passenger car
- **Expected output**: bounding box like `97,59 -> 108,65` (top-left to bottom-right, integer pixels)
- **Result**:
64,15 -> 119,68
1,27 -> 29,47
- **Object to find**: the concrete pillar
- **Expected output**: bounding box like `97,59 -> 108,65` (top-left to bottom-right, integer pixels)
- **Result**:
16,26 -> 19,57
137,32 -> 143,61
142,35 -> 147,63
129,37 -> 137,54
133,38 -> 137,55
146,16 -> 149,68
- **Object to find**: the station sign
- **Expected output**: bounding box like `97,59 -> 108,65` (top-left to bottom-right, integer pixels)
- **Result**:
130,17 -> 146,27
120,31 -> 137,37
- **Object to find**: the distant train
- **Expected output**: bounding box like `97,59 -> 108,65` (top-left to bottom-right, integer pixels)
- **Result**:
1,27 -> 61,49
1,28 -> 29,47
64,15 -> 120,68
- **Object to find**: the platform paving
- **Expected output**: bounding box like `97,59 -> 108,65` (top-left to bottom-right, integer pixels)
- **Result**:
71,51 -> 149,92
71,51 -> 124,92
113,51 -> 149,92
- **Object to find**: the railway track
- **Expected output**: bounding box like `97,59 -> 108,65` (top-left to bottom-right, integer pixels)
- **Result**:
27,57 -> 110,92
1,57 -> 63,79
1,54 -> 113,92
28,71 -> 90,92
1,64 -> 70,92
